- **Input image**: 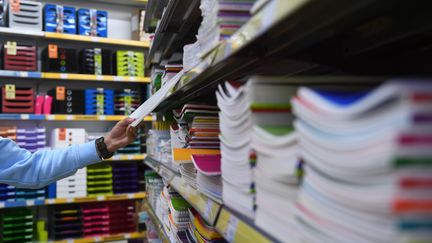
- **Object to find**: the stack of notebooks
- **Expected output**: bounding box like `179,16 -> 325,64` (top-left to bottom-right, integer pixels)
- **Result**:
112,163 -> 139,194
1,208 -> 34,243
87,164 -> 113,196
183,42 -> 201,72
16,127 -> 46,153
146,122 -> 171,163
49,205 -> 83,240
192,154 -> 223,200
216,81 -> 254,218
167,194 -> 192,242
179,163 -> 197,189
162,64 -> 183,87
292,81 -> 432,242
188,208 -> 226,243
196,0 -> 255,57
145,170 -> 164,211
114,89 -> 140,115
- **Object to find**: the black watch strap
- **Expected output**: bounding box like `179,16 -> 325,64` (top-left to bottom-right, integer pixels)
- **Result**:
95,137 -> 114,160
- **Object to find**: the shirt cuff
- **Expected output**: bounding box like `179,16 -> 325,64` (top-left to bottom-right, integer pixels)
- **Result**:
75,141 -> 102,168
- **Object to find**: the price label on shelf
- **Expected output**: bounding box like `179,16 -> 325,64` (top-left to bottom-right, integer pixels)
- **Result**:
48,44 -> 58,59
225,214 -> 239,242
60,73 -> 68,79
91,37 -> 98,42
5,41 -> 17,56
21,114 -> 29,120
5,84 -> 15,99
114,76 -> 123,81
26,200 -> 34,206
96,75 -> 103,80
10,0 -> 20,13
19,72 -> 28,77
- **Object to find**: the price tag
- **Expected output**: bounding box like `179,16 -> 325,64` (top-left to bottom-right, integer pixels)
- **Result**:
114,76 -> 123,81
19,71 -> 28,77
5,41 -> 17,56
26,200 -> 34,206
225,214 -> 239,242
21,114 -> 29,120
97,196 -> 104,201
48,44 -> 58,59
47,199 -> 55,204
58,128 -> 66,141
56,86 -> 65,100
94,236 -> 102,242
47,115 -> 55,120
96,75 -> 103,80
11,0 -> 20,13
99,115 -> 106,120
60,73 -> 68,79
66,115 -> 73,120
127,193 -> 134,199
91,37 -> 98,42
0,202 -> 4,208
5,84 -> 15,99
130,77 -> 136,81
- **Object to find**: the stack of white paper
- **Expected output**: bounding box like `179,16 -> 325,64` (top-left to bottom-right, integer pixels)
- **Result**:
252,126 -> 301,242
183,42 -> 201,72
292,81 -> 432,242
216,82 -> 254,218
179,163 -> 197,189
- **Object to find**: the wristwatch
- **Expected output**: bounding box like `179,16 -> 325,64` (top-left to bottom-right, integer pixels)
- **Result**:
95,137 -> 114,160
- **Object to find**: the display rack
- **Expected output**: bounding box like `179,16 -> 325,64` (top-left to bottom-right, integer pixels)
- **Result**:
0,192 -> 146,209
50,231 -> 146,243
144,157 -> 277,243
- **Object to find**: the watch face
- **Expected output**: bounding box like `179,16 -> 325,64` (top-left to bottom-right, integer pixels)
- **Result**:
96,137 -> 113,159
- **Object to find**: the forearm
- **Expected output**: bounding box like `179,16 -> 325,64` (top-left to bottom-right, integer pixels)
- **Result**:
0,139 -> 101,189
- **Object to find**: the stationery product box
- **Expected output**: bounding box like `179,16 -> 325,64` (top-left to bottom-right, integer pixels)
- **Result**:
2,42 -> 37,71
49,205 -> 83,240
1,85 -> 34,113
1,208 -> 34,242
84,88 -> 114,115
77,8 -> 107,37
87,164 -> 113,196
114,89 -> 140,115
79,48 -> 112,75
48,87 -> 84,114
16,127 -> 46,152
7,0 -> 42,30
112,163 -> 139,194
115,51 -> 144,77
44,4 -> 76,34
42,45 -> 77,73
50,128 -> 87,148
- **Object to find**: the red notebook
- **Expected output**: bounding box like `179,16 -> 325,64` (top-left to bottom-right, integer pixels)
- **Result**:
191,154 -> 221,176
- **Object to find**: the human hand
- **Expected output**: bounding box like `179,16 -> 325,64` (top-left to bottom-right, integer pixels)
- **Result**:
104,118 -> 138,153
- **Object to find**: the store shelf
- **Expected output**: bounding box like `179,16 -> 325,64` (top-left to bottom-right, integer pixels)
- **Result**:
144,157 -> 275,242
145,0 -> 201,67
0,70 -> 150,83
145,157 -> 276,242
51,231 -> 146,243
43,73 -> 151,83
143,199 -> 170,243
0,27 -> 149,48
0,192 -> 146,209
45,32 -> 150,48
0,114 -> 153,122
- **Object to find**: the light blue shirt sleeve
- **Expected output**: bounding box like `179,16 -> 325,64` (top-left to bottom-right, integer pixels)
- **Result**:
0,137 -> 101,189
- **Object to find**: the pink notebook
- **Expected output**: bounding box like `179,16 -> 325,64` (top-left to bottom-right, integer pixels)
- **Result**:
191,154 -> 221,176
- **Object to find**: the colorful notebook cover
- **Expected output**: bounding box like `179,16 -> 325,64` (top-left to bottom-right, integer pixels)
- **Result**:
191,154 -> 222,176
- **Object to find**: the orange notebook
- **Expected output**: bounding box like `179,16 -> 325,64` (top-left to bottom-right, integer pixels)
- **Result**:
173,148 -> 220,164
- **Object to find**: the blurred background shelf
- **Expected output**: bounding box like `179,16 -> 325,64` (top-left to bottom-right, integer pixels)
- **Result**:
50,231 -> 146,243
